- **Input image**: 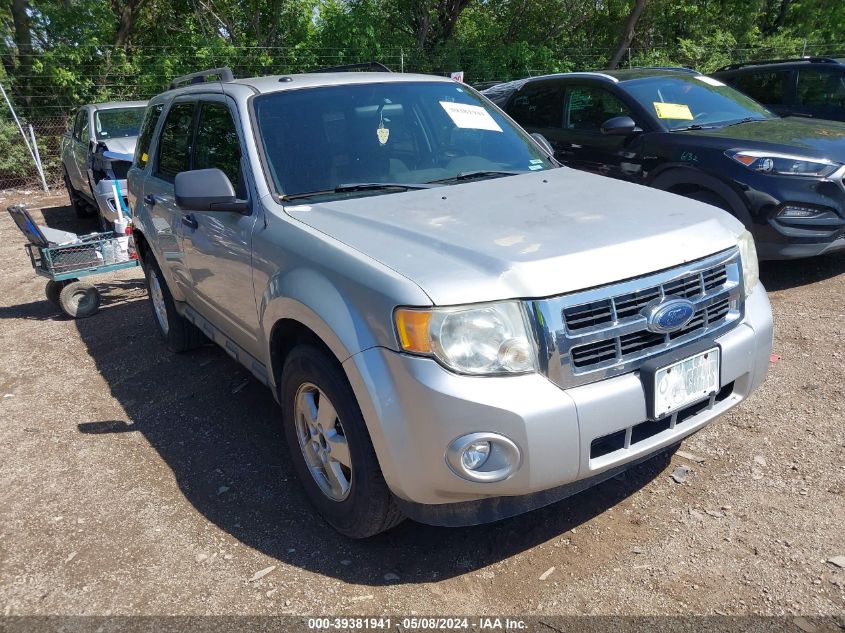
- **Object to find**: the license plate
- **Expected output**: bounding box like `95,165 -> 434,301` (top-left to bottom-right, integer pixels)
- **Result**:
653,348 -> 720,418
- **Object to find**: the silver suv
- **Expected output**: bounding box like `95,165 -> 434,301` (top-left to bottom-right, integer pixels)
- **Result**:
128,66 -> 774,538
61,101 -> 147,228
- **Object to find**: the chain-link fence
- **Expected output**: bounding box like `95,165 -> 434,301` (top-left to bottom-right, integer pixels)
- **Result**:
0,110 -> 68,191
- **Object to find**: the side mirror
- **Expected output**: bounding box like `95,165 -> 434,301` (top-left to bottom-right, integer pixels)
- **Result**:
601,116 -> 639,136
530,132 -> 555,157
175,168 -> 248,213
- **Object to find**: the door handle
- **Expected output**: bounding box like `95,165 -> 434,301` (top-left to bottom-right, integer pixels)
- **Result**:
143,194 -> 157,206
181,213 -> 198,230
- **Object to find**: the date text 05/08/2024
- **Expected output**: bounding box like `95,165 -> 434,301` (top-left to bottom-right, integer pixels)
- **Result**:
306,618 -> 528,630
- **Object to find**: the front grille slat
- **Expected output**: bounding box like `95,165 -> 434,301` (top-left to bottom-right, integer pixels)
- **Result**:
557,254 -> 741,377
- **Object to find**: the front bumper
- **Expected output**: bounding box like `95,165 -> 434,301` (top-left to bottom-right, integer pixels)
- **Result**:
343,287 -> 773,526
92,178 -> 130,225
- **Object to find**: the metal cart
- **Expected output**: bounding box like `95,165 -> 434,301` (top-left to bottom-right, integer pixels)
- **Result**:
25,233 -> 140,318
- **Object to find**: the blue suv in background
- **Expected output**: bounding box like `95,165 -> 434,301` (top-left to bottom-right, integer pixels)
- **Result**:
485,68 -> 845,259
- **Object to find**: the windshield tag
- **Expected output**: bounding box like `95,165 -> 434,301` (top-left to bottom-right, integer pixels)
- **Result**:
654,102 -> 694,120
440,101 -> 502,132
695,76 -> 726,87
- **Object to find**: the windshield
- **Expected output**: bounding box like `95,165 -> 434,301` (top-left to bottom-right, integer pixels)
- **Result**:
94,107 -> 145,139
624,75 -> 776,130
253,81 -> 553,200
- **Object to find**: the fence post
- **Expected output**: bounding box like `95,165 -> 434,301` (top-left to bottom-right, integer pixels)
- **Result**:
28,124 -> 49,193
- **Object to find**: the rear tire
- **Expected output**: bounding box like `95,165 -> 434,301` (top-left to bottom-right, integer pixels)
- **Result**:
280,344 -> 403,538
143,254 -> 205,352
45,280 -> 67,306
58,281 -> 100,318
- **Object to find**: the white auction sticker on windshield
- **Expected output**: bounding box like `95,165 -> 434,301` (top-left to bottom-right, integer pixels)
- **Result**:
440,101 -> 503,132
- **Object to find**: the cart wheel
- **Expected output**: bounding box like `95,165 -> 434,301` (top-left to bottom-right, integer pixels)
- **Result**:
58,281 -> 101,318
45,280 -> 66,306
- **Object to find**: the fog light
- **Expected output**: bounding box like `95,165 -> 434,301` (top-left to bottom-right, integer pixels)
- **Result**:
461,440 -> 491,470
777,204 -> 826,218
446,433 -> 521,482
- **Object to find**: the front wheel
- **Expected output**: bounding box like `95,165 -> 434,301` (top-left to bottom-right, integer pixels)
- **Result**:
58,281 -> 100,318
281,345 -> 403,538
144,254 -> 204,352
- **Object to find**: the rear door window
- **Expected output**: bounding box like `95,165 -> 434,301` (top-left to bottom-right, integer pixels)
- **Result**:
508,83 -> 563,128
731,71 -> 790,105
155,102 -> 197,181
797,69 -> 845,107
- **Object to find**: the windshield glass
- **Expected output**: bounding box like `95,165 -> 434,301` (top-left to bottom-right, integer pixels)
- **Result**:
95,107 -> 146,139
623,75 -> 776,130
254,81 -> 553,199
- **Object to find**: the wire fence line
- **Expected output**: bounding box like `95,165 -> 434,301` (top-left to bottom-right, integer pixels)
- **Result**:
2,40 -> 843,191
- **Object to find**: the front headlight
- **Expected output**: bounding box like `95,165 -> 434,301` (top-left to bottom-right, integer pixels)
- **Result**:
727,150 -> 841,178
394,301 -> 538,375
737,230 -> 759,297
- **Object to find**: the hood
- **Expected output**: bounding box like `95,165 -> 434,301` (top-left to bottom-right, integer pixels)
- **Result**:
98,136 -> 137,158
284,169 -> 744,305
680,117 -> 845,161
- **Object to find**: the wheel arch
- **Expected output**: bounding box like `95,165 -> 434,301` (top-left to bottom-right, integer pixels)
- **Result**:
648,166 -> 754,229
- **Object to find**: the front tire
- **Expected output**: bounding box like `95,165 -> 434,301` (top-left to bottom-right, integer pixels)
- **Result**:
281,345 -> 403,538
143,254 -> 204,352
63,169 -> 94,219
58,281 -> 100,318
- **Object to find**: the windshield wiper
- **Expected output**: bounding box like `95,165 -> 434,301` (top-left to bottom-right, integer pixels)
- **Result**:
672,123 -> 719,131
427,170 -> 526,184
282,182 -> 437,202
719,117 -> 769,128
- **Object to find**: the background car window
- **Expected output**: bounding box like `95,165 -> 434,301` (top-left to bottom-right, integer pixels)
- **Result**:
797,70 -> 845,107
565,86 -> 632,132
193,103 -> 242,195
508,84 -> 562,127
156,102 -> 196,181
731,71 -> 788,105
135,103 -> 164,168
79,114 -> 90,144
72,110 -> 85,140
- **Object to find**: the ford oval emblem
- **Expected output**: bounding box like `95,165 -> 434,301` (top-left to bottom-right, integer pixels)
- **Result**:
643,298 -> 696,333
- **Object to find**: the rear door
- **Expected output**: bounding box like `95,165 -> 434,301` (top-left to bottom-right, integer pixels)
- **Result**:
180,96 -> 261,357
142,98 -> 197,297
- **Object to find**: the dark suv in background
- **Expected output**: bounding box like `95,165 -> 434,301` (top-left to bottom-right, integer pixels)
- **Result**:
484,68 -> 845,259
713,57 -> 845,122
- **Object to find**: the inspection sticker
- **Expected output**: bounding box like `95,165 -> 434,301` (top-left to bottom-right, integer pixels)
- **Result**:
440,101 -> 502,132
653,102 -> 694,120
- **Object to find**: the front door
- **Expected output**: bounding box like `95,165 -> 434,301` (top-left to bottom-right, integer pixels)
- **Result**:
70,109 -> 91,192
558,83 -> 646,182
179,97 -> 261,358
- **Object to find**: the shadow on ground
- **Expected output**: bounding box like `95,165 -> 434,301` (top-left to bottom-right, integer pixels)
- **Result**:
760,253 -> 845,291
70,294 -> 671,586
0,280 -> 146,321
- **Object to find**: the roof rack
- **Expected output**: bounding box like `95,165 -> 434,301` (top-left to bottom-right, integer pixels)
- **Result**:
169,67 -> 234,90
715,57 -> 839,72
627,65 -> 699,74
307,61 -> 392,74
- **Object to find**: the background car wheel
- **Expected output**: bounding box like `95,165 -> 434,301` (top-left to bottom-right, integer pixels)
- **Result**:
58,281 -> 100,318
281,344 -> 404,539
684,189 -> 732,214
144,254 -> 205,353
63,171 -> 94,219
45,279 -> 76,306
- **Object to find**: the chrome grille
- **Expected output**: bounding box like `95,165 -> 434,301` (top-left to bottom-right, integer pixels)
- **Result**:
532,249 -> 744,389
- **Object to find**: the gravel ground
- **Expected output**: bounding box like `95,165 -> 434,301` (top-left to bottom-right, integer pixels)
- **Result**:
0,192 -> 843,618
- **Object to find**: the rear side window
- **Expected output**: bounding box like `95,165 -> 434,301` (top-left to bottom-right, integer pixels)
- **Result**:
155,102 -> 196,180
730,71 -> 789,105
797,69 -> 845,107
508,83 -> 562,128
193,102 -> 243,195
135,103 -> 164,169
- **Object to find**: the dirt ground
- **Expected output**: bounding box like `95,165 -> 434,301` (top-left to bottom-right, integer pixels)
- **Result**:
0,191 -> 843,618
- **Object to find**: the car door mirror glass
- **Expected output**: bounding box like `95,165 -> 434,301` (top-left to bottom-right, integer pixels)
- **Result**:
600,116 -> 639,136
175,168 -> 248,213
530,132 -> 555,157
